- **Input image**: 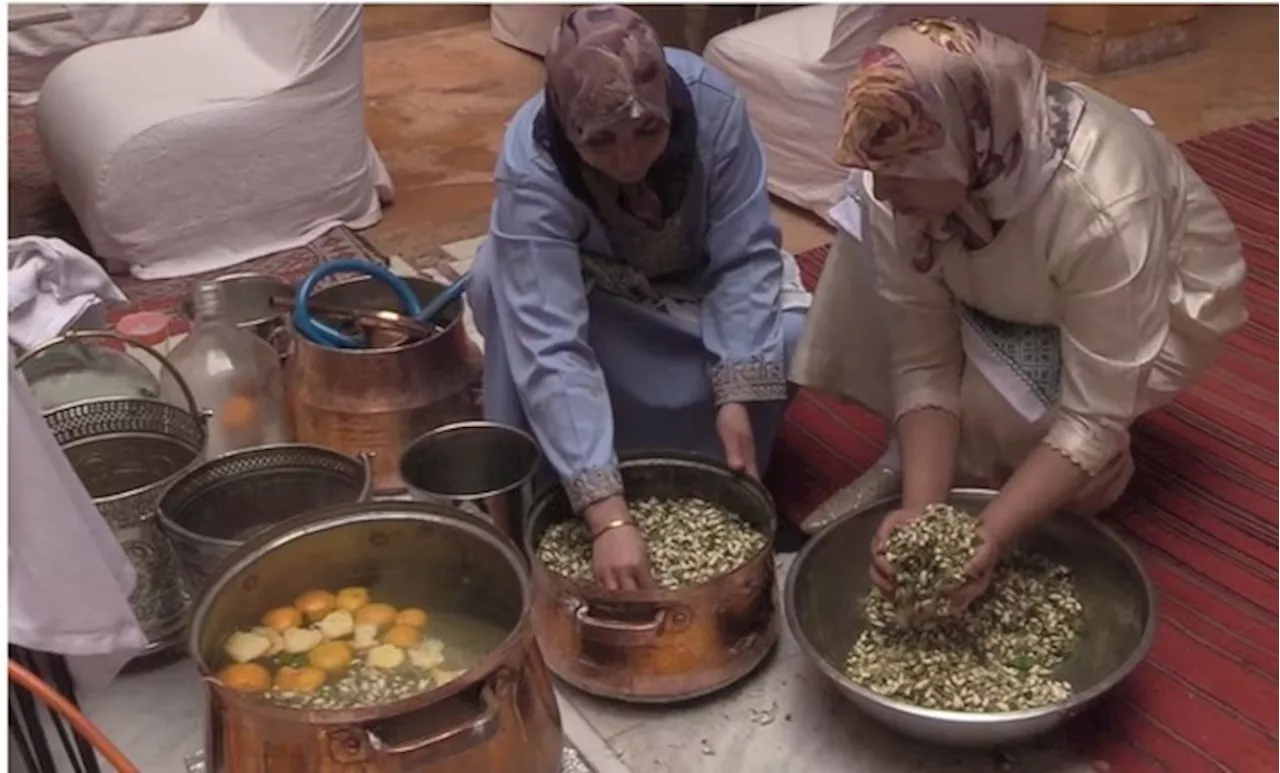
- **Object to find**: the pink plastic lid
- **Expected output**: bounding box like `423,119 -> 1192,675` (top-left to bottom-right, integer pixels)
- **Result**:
115,311 -> 174,347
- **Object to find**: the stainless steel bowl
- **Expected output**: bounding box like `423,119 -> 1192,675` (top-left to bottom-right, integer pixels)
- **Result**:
784,488 -> 1157,748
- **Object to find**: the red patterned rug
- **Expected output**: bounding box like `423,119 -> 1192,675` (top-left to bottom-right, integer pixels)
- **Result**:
770,120 -> 1279,772
8,102 -> 387,331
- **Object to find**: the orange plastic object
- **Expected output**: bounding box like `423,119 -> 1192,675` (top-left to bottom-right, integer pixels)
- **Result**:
8,660 -> 140,773
115,311 -> 174,347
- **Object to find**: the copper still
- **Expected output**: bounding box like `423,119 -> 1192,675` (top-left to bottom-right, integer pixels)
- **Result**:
190,502 -> 563,773
522,452 -> 779,703
285,276 -> 483,493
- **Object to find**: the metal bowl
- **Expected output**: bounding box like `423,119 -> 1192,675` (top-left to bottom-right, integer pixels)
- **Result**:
178,272 -> 293,343
784,488 -> 1157,748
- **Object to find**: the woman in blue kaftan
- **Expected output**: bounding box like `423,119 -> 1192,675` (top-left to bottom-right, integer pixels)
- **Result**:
468,6 -> 810,589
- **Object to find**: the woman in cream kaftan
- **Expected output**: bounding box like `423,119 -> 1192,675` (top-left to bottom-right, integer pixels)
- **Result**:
792,18 -> 1246,598
470,6 -> 810,590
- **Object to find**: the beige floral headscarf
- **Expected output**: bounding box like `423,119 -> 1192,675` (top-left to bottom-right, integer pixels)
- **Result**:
837,18 -> 1080,271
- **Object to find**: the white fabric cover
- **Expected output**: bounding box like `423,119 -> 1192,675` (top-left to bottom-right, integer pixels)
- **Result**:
9,363 -> 148,693
490,3 -> 566,56
704,5 -> 1049,221
35,4 -> 394,280
705,6 -> 891,222
8,4 -> 194,106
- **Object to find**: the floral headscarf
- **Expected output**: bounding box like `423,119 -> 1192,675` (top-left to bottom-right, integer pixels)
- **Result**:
544,5 -> 671,144
837,18 -> 1081,271
535,5 -> 697,225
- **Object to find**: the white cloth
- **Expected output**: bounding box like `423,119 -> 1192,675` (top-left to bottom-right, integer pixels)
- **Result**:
705,6 -> 894,223
489,4 -> 565,56
704,5 -> 1049,221
8,4 -> 193,105
8,364 -> 147,693
35,4 -> 394,280
7,236 -> 127,352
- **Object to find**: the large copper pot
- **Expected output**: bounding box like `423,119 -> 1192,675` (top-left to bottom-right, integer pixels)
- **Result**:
190,502 -> 563,773
285,276 -> 483,493
523,452 -> 778,703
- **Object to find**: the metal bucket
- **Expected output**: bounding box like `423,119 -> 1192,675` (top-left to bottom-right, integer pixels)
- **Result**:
15,330 -> 208,656
286,276 -> 483,492
158,444 -> 374,595
399,421 -> 541,541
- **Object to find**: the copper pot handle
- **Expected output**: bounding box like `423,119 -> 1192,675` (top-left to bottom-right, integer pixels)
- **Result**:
574,603 -> 666,646
366,676 -> 504,765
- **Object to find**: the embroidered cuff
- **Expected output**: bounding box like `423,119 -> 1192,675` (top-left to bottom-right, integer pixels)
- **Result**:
893,386 -> 962,422
563,465 -> 625,513
1043,414 -> 1127,476
709,358 -> 788,406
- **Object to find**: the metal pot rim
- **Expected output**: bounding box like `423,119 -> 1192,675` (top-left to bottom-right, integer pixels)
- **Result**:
177,271 -> 293,327
522,451 -> 778,603
288,274 -> 464,354
528,544 -> 774,604
188,501 -> 533,724
157,443 -> 370,549
399,421 -> 540,500
44,394 -> 204,505
782,486 -> 1160,726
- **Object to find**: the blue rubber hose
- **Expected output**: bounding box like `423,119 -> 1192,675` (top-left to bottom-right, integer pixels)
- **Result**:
293,259 -> 425,349
417,271 -> 472,327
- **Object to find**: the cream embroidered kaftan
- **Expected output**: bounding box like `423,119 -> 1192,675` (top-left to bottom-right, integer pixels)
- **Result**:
793,84 -> 1249,483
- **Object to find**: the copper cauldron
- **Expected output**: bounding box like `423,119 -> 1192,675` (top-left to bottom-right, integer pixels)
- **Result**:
523,452 -> 778,703
285,276 -> 483,493
190,502 -> 563,773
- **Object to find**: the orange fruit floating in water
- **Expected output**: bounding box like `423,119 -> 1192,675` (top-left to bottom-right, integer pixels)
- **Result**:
395,608 -> 429,630
336,587 -> 370,612
354,603 -> 397,630
308,641 -> 354,673
274,666 -> 327,694
218,663 -> 272,693
261,606 -> 303,632
294,590 -> 337,622
383,624 -> 423,649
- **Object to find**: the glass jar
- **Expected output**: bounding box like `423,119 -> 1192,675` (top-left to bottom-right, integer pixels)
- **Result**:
18,335 -> 161,412
160,282 -> 290,457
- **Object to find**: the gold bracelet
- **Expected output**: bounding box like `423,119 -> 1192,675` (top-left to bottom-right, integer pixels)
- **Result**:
591,519 -> 635,541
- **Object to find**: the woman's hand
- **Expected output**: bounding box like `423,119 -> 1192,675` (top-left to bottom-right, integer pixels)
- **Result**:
585,496 -> 654,591
869,509 -> 1003,612
716,402 -> 759,479
868,507 -> 923,595
946,524 -> 1002,613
